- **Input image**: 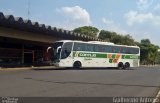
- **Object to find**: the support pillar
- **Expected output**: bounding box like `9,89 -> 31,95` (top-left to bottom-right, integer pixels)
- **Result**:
22,45 -> 24,64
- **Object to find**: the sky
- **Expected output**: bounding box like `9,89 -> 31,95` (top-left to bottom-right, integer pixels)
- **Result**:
0,0 -> 160,46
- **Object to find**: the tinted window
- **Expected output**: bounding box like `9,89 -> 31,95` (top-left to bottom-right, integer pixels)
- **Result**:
85,44 -> 94,51
128,48 -> 139,54
103,45 -> 139,54
114,46 -> 121,53
123,47 -> 139,54
135,48 -> 139,54
104,45 -> 113,53
94,44 -> 99,52
73,43 -> 86,51
121,47 -> 127,53
73,42 -> 139,54
95,45 -> 106,52
101,45 -> 106,52
116,46 -> 121,53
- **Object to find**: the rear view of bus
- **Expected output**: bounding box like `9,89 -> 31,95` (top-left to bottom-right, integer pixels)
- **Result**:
48,40 -> 140,69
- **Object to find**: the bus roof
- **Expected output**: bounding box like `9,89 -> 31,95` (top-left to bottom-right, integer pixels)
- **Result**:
55,40 -> 139,48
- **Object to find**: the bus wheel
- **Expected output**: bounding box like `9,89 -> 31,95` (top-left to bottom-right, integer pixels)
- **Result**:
118,62 -> 124,69
73,61 -> 82,69
124,62 -> 130,69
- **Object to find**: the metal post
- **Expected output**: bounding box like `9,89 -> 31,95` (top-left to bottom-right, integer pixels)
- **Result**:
22,45 -> 24,64
32,50 -> 34,65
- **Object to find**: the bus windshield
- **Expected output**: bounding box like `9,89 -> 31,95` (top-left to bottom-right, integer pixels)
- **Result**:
61,42 -> 73,59
51,42 -> 63,62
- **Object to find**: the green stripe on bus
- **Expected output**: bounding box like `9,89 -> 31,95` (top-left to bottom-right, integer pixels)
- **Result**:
73,51 -> 139,59
73,52 -> 106,58
121,55 -> 140,59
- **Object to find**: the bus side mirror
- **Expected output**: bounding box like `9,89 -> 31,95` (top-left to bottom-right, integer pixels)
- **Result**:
57,46 -> 62,53
47,47 -> 52,53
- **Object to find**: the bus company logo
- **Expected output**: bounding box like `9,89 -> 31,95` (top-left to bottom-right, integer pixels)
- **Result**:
79,53 -> 96,58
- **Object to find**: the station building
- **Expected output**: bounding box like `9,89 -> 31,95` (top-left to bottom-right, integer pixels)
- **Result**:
0,12 -> 100,67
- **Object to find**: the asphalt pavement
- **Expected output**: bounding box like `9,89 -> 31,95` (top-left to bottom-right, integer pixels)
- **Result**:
0,66 -> 160,98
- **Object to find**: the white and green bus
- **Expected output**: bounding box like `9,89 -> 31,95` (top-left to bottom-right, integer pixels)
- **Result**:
48,40 -> 140,69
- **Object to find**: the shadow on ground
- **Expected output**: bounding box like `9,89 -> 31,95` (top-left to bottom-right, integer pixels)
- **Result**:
23,77 -> 158,88
32,67 -> 136,71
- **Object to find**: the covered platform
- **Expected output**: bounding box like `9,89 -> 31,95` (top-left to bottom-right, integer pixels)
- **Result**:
0,12 -> 100,67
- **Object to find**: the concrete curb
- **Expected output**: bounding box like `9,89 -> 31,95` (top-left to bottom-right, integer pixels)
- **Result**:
0,66 -> 57,71
140,65 -> 160,68
0,67 -> 32,71
32,66 -> 56,70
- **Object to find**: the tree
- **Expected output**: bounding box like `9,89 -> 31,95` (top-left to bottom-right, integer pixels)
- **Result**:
141,39 -> 151,45
122,35 -> 135,46
99,30 -> 136,45
147,44 -> 158,64
110,34 -> 124,44
140,39 -> 159,65
98,30 -> 112,41
155,51 -> 160,64
73,26 -> 99,37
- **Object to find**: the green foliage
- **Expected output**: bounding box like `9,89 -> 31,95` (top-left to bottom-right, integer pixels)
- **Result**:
73,26 -> 99,37
99,30 -> 135,45
140,40 -> 159,65
141,39 -> 151,45
98,30 -> 112,41
155,51 -> 160,64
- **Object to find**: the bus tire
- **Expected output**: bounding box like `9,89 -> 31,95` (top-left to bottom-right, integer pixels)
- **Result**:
73,61 -> 82,69
118,62 -> 124,69
124,62 -> 130,69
